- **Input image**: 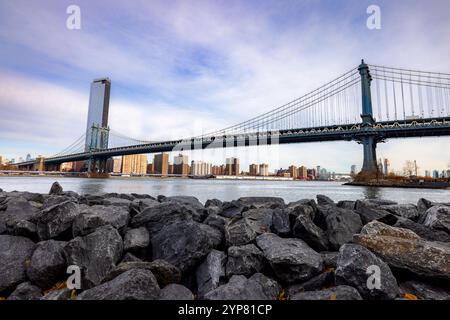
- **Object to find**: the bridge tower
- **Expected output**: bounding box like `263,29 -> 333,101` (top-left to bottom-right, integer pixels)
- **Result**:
357,60 -> 381,176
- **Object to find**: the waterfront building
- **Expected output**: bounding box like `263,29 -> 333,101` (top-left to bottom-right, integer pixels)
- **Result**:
350,165 -> 357,176
211,165 -> 223,175
121,154 -> 147,175
383,159 -> 390,176
84,78 -> 111,151
112,157 -> 122,173
173,154 -> 190,176
424,170 -> 431,177
288,165 -> 298,178
298,166 -> 307,179
259,163 -> 269,176
147,163 -> 154,174
432,170 -> 440,179
60,162 -> 73,172
249,164 -> 259,176
225,157 -> 239,176
154,153 -> 169,175
191,161 -> 212,176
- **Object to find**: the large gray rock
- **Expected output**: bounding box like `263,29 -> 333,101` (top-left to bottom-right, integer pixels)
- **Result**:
204,273 -> 280,300
226,244 -> 265,277
291,285 -> 363,300
72,205 -> 130,237
0,235 -> 36,293
380,204 -> 420,221
159,284 -> 194,300
7,282 -> 42,300
49,182 -> 63,195
64,225 -> 123,289
394,217 -> 450,242
292,214 -> 328,251
256,233 -> 323,283
325,207 -> 363,250
102,197 -> 131,208
131,202 -> 190,234
26,240 -> 66,289
355,201 -> 397,225
162,196 -> 207,222
286,270 -> 335,296
354,221 -> 450,281
423,205 -> 450,235
41,288 -> 72,300
42,195 -> 77,210
242,208 -> 273,234
225,217 -> 258,246
271,209 -> 291,236
399,280 -> 450,300
316,194 -> 335,206
220,201 -> 247,218
77,268 -> 160,300
151,220 -> 222,273
0,196 -> 39,235
337,200 -> 356,210
123,227 -> 149,252
237,197 -> 285,208
196,250 -> 227,298
36,200 -> 80,240
335,244 -> 399,300
204,214 -> 229,235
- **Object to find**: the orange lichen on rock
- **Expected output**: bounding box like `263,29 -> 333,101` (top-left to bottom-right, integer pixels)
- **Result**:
329,294 -> 337,300
69,289 -> 77,300
43,281 -> 67,295
403,293 -> 418,300
277,289 -> 289,301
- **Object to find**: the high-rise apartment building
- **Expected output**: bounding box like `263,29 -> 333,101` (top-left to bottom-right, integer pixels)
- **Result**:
288,165 -> 298,178
112,157 -> 122,173
350,165 -> 357,175
154,153 -> 169,175
298,166 -> 307,179
85,78 -> 111,151
259,163 -> 269,176
147,163 -> 154,174
249,164 -> 259,176
225,157 -> 239,176
121,154 -> 147,174
173,154 -> 190,176
211,165 -> 223,175
191,161 -> 212,176
383,159 -> 390,176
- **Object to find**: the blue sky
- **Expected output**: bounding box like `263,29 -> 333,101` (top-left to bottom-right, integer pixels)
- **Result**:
0,0 -> 449,173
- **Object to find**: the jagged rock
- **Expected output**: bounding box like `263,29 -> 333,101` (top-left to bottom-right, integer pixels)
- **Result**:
225,217 -> 258,246
206,205 -> 222,216
152,220 -> 222,273
256,233 -> 323,283
77,268 -> 160,300
288,199 -> 317,211
41,288 -> 72,300
7,282 -> 42,300
79,193 -> 106,206
287,203 -> 316,224
417,198 -> 450,219
6,219 -> 37,239
205,199 -> 223,208
286,270 -> 335,296
159,284 -> 194,300
238,197 -> 285,208
64,225 -> 123,288
335,244 -> 399,300
42,195 -> 77,210
220,201 -> 247,218
423,205 -> 450,234
321,251 -> 339,268
355,199 -> 397,208
49,182 -> 63,195
399,280 -> 450,300
36,200 -> 80,240
380,204 -> 420,221
0,235 -> 36,293
242,208 -> 273,234
27,240 -> 66,289
292,214 -> 328,251
354,221 -> 450,281
102,197 -> 131,208
226,244 -> 265,277
394,217 -> 450,242
271,209 -> 291,236
131,202 -> 190,234
354,200 -> 397,225
290,285 -> 362,300
130,193 -> 154,200
204,273 -> 280,300
337,200 -> 356,210
325,207 -> 362,250
162,196 -> 207,222
0,196 -> 39,235
316,194 -> 335,206
196,250 -> 227,298
72,205 -> 129,237
121,252 -> 141,263
123,227 -> 149,252
204,214 -> 229,235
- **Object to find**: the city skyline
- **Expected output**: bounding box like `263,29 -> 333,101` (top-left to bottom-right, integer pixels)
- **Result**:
1,1 -> 450,172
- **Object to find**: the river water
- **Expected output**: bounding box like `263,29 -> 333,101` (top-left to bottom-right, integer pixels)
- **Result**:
1,176 -> 449,204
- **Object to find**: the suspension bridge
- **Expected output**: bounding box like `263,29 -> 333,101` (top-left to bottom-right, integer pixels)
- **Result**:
15,60 -> 450,176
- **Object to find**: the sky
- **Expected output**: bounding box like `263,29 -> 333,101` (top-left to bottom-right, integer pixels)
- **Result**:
0,0 -> 449,174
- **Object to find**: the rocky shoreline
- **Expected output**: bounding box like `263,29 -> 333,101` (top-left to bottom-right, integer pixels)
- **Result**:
0,182 -> 449,300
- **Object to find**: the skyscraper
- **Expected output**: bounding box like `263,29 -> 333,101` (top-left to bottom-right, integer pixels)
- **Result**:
249,164 -> 259,176
288,165 -> 298,178
259,163 -> 269,176
350,165 -> 357,175
85,78 -> 111,151
191,161 -> 212,176
173,154 -> 190,176
298,166 -> 307,179
225,157 -> 239,176
121,154 -> 147,174
154,153 -> 169,175
112,157 -> 122,173
383,159 -> 390,176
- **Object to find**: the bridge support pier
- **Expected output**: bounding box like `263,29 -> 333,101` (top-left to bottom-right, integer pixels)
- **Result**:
361,136 -> 378,173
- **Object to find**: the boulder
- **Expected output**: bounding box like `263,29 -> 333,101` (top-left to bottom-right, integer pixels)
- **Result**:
325,207 -> 362,250
0,235 -> 36,293
151,220 -> 222,273
27,240 -> 67,289
131,202 -> 190,234
355,199 -> 397,208
205,199 -> 223,208
226,244 -> 265,277
423,205 -> 450,234
204,214 -> 229,235
354,221 -> 450,281
64,225 -> 123,288
290,285 -> 362,300
337,200 -> 356,210
159,284 -> 194,300
287,203 -> 316,223
6,219 -> 37,240
41,288 -> 72,300
335,244 -> 399,300
321,251 -> 339,268
394,217 -> 450,242
162,196 -> 207,222
355,201 -> 397,225
256,233 -> 323,283
237,197 -> 285,208
220,201 -> 247,218
225,217 -> 258,246
72,205 -> 129,237
196,250 -> 227,298
7,282 -> 42,300
380,204 -> 420,221
399,280 -> 450,300
316,194 -> 335,206
123,227 -> 149,252
286,270 -> 335,296
102,197 -> 131,208
121,252 -> 141,263
0,196 -> 39,235
271,209 -> 291,236
49,182 -> 63,195
242,208 -> 273,234
77,268 -> 160,300
292,214 -> 328,252
36,200 -> 80,240
204,273 -> 280,300
42,195 -> 77,210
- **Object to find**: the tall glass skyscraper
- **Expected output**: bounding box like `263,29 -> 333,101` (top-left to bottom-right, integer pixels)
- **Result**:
84,78 -> 111,151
